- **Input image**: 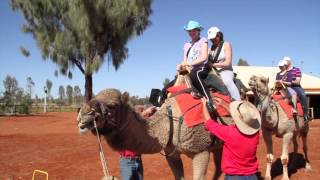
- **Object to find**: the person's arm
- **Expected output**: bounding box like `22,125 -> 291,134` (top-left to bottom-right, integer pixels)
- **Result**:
177,44 -> 189,71
292,76 -> 301,85
212,42 -> 232,68
201,98 -> 231,141
189,41 -> 208,66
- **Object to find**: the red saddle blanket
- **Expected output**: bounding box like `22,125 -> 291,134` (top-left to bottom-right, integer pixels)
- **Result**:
167,84 -> 231,127
272,94 -> 303,119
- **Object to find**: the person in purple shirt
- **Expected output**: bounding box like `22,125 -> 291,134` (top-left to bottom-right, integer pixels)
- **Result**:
275,60 -> 298,113
283,56 -> 310,121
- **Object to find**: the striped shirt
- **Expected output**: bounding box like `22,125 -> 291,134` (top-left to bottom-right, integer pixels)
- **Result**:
288,66 -> 302,79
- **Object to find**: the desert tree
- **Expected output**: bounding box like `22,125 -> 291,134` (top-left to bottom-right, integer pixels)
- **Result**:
11,0 -> 152,102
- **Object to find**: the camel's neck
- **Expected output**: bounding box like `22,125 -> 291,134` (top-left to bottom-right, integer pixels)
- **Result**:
104,106 -> 163,154
254,89 -> 278,128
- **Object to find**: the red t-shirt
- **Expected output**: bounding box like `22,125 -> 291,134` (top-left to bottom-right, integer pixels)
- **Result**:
204,120 -> 259,175
119,150 -> 140,157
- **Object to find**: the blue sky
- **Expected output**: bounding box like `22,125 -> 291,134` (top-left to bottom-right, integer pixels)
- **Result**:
1,0 -> 320,98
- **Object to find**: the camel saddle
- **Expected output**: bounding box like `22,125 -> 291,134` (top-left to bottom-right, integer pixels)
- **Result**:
167,84 -> 231,127
271,94 -> 303,119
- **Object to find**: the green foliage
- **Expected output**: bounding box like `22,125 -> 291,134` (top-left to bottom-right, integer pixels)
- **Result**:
3,75 -> 19,106
11,0 -> 153,101
66,85 -> 73,105
130,95 -> 149,106
20,46 -> 30,57
46,79 -> 53,99
237,58 -> 249,66
163,78 -> 170,87
58,85 -> 65,100
18,94 -> 33,114
26,77 -> 35,96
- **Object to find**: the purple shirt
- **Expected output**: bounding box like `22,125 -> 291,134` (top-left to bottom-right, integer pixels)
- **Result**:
288,66 -> 302,79
276,71 -> 294,83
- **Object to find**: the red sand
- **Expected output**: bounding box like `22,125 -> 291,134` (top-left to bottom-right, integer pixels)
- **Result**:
0,112 -> 319,179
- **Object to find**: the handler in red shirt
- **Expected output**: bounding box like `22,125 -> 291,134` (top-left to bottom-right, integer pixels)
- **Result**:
202,98 -> 261,180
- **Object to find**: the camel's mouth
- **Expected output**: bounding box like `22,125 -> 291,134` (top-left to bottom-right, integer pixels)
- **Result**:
78,121 -> 94,134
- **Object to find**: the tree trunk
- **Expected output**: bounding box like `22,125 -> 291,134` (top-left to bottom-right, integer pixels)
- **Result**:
85,74 -> 93,102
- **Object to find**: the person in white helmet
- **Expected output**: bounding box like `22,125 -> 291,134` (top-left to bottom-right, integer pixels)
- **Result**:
207,26 -> 241,101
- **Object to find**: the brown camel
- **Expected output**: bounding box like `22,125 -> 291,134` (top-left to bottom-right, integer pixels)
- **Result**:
248,75 -> 311,180
77,86 -> 233,180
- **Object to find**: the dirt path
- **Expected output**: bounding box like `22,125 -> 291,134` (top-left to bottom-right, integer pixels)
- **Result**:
0,112 -> 319,179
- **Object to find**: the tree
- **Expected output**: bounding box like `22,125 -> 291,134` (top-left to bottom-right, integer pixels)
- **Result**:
58,85 -> 65,101
73,85 -> 82,105
3,75 -> 19,106
163,78 -> 170,87
66,85 -> 73,105
20,46 -> 30,57
11,0 -> 153,102
46,79 -> 53,100
237,58 -> 249,66
26,77 -> 35,97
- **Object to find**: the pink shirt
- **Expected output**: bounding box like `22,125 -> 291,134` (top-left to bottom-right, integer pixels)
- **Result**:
119,150 -> 140,157
205,120 -> 259,175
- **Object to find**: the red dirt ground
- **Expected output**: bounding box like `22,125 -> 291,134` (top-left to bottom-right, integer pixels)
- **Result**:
0,112 -> 319,180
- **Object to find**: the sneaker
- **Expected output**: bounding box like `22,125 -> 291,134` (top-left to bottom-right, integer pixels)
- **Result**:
292,108 -> 297,115
304,115 -> 312,123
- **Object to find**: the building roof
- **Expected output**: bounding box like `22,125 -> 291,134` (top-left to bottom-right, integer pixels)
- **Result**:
233,66 -> 320,94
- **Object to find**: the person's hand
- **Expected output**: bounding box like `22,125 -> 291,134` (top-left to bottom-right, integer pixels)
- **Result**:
201,98 -> 211,122
176,64 -> 183,71
142,106 -> 157,118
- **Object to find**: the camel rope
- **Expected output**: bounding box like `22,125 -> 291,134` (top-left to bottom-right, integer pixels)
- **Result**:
93,120 -> 112,179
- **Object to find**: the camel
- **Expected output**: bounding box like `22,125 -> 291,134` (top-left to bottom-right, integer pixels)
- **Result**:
248,75 -> 311,180
77,82 -> 234,180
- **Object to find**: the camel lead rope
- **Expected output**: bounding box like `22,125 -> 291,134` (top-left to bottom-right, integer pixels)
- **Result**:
93,120 -> 112,179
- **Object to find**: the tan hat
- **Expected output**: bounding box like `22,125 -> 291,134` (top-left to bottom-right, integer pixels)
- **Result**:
229,101 -> 261,135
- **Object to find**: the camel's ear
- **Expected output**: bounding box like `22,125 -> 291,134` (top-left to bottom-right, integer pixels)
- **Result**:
121,91 -> 130,105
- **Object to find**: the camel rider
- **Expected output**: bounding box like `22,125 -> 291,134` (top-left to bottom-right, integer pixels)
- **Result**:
275,60 -> 298,114
176,20 -> 215,113
283,56 -> 310,121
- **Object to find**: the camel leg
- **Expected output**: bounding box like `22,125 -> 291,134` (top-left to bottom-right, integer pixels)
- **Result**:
165,152 -> 185,180
301,131 -> 312,171
289,134 -> 298,170
281,132 -> 293,180
192,150 -> 210,180
262,129 -> 273,180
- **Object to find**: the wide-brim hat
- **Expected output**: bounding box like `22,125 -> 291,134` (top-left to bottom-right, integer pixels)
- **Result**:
184,20 -> 203,31
207,26 -> 220,39
229,101 -> 261,135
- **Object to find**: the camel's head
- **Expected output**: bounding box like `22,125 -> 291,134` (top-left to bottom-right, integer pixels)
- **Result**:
248,75 -> 269,95
77,89 -> 130,135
